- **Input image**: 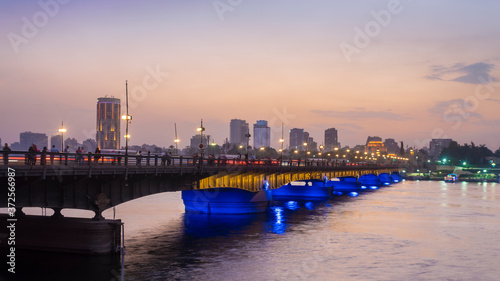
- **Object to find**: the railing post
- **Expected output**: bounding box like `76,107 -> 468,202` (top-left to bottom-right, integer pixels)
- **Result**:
88,152 -> 92,166
179,156 -> 183,166
155,155 -> 158,166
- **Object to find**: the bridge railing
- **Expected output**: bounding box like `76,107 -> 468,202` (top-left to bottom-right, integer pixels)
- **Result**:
0,150 -> 396,168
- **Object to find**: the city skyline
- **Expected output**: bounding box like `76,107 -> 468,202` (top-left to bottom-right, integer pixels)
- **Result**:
1,1 -> 500,150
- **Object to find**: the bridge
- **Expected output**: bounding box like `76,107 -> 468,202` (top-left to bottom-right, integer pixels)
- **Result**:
1,150 -> 401,219
0,150 -> 401,254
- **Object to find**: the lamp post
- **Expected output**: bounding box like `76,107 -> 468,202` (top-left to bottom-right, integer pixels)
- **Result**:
319,144 -> 324,165
58,121 -> 66,152
279,138 -> 284,165
122,81 -> 132,165
279,122 -> 284,165
197,119 -> 205,157
174,122 -> 180,155
245,130 -> 251,156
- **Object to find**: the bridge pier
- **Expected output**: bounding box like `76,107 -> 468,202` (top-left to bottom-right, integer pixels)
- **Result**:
0,214 -> 122,255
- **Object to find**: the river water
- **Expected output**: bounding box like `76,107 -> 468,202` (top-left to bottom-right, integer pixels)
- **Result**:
5,180 -> 500,281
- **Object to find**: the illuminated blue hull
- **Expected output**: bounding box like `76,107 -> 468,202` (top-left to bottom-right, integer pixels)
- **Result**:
378,173 -> 392,186
390,173 -> 402,183
272,179 -> 332,199
327,177 -> 363,195
358,174 -> 380,190
182,188 -> 271,214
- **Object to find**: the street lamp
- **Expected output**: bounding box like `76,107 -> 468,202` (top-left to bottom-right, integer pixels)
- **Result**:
122,80 -> 132,165
245,130 -> 251,156
58,121 -> 66,152
279,138 -> 284,158
174,122 -> 179,155
197,119 -> 205,156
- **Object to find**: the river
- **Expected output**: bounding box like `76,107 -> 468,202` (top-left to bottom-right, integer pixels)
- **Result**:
5,180 -> 500,281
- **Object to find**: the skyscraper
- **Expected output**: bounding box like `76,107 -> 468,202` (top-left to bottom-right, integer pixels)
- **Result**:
289,128 -> 309,151
253,120 -> 270,149
20,132 -> 48,150
96,97 -> 121,149
429,139 -> 453,159
324,128 -> 339,151
50,135 -> 62,150
230,119 -> 249,148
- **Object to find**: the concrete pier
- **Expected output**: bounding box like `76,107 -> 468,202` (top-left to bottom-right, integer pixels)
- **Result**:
0,214 -> 121,255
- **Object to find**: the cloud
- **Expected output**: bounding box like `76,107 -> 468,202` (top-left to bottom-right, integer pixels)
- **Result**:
311,110 -> 410,121
486,98 -> 500,104
428,99 -> 483,119
425,62 -> 498,84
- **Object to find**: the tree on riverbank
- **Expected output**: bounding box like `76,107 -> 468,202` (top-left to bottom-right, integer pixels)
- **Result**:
439,141 -> 493,166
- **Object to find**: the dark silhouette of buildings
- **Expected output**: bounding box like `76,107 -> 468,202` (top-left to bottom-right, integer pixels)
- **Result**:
324,128 -> 339,151
429,138 -> 452,159
230,119 -> 249,147
20,131 -> 48,150
289,128 -> 309,151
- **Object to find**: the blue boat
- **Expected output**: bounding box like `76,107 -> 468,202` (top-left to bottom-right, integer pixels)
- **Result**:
391,172 -> 403,183
358,173 -> 380,190
272,179 -> 332,200
327,177 -> 363,196
378,173 -> 392,186
182,188 -> 271,214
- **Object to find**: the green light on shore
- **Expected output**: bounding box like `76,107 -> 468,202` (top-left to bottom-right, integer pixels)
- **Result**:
462,162 -> 467,166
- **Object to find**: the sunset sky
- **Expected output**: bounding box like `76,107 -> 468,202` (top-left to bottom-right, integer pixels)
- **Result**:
1,0 -> 499,150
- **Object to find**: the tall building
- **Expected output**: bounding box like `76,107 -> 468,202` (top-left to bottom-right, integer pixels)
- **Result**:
96,97 -> 121,149
289,128 -> 309,151
324,128 -> 339,151
230,119 -> 249,147
384,138 -> 399,154
253,120 -> 270,149
20,132 -> 48,150
190,134 -> 211,149
429,139 -> 452,159
50,135 -> 62,150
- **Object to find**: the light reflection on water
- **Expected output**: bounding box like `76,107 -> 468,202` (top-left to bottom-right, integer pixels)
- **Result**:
3,181 -> 500,281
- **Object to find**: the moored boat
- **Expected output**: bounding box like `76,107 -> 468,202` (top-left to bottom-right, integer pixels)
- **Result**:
444,173 -> 457,183
327,177 -> 363,196
182,188 -> 271,214
358,173 -> 380,190
391,172 -> 403,183
377,173 -> 392,186
272,179 -> 332,200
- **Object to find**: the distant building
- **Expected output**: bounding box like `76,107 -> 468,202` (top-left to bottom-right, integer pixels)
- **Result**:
365,140 -> 387,154
20,131 -> 48,150
11,142 -> 22,150
65,138 -> 80,152
82,138 -> 97,153
366,136 -> 382,145
51,135 -> 62,150
190,134 -> 211,150
384,138 -> 399,154
429,139 -> 452,159
289,128 -> 309,151
253,120 -> 271,149
230,119 -> 249,147
96,97 -> 121,150
324,128 -> 339,151
307,137 -> 317,151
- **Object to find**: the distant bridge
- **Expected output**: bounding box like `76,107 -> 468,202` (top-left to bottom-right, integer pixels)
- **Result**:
1,151 -> 401,220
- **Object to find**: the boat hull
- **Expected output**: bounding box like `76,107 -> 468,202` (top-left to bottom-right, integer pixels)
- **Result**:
272,180 -> 332,199
182,188 -> 271,214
